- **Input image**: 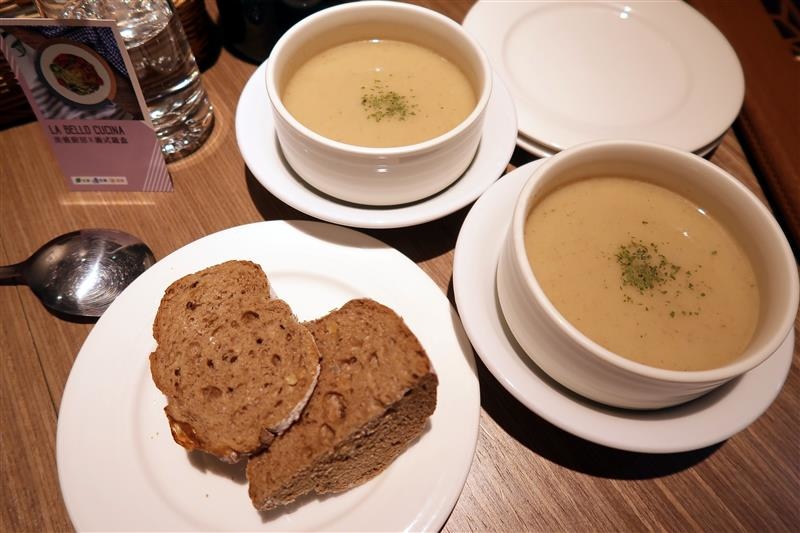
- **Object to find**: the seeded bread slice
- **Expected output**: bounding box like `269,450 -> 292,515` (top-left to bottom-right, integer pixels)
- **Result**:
246,298 -> 438,511
149,260 -> 321,463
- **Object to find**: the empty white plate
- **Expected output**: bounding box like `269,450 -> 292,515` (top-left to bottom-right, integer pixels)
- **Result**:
464,0 -> 744,153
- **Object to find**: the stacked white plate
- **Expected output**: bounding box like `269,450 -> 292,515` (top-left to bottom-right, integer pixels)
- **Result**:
463,0 -> 744,157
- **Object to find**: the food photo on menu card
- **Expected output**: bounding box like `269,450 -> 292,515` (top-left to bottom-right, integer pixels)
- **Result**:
0,18 -> 170,190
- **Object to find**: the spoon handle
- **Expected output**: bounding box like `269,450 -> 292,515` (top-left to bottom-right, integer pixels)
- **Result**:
0,262 -> 24,283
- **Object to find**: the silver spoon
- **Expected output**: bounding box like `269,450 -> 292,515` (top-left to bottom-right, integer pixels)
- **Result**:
0,229 -> 156,318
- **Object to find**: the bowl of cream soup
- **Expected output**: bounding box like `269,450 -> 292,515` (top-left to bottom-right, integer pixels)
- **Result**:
265,1 -> 491,205
496,140 -> 798,409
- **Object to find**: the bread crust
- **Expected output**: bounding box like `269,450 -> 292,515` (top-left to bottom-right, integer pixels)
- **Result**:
149,261 -> 321,463
247,298 -> 438,510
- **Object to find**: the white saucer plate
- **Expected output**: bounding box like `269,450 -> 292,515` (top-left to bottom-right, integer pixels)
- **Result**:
236,61 -> 517,229
464,0 -> 744,154
57,221 -> 480,531
453,161 -> 794,454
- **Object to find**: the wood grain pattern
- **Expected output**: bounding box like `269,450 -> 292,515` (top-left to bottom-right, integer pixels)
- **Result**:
1,1 -> 798,532
1,284 -> 72,532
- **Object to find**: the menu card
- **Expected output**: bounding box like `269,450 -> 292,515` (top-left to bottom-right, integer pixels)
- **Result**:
0,19 -> 172,191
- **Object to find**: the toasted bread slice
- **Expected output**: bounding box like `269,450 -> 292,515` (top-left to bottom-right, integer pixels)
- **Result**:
247,298 -> 438,511
149,260 -> 320,463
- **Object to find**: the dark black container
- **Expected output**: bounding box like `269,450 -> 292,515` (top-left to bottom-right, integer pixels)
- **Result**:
217,0 -> 348,64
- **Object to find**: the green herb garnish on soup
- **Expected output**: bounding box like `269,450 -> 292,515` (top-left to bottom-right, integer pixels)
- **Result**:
360,79 -> 418,122
282,39 -> 476,148
524,177 -> 759,371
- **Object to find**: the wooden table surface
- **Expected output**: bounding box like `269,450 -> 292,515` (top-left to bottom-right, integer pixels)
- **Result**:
2,1 -> 798,531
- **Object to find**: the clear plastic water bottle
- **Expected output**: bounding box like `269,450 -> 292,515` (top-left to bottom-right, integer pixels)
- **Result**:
36,0 -> 215,162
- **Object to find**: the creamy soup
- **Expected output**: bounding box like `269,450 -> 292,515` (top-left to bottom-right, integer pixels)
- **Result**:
282,39 -> 476,147
524,177 -> 759,371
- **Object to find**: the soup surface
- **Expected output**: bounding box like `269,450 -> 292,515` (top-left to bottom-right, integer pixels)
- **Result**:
282,39 -> 476,147
524,177 -> 759,371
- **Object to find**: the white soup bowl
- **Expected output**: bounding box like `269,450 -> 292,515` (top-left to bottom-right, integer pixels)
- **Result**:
266,1 -> 492,206
496,140 -> 799,409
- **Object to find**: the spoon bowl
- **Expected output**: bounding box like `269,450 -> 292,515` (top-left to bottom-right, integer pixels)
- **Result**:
0,229 -> 155,317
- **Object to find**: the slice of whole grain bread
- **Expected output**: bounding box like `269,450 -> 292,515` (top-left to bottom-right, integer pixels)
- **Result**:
149,260 -> 320,463
246,298 -> 438,511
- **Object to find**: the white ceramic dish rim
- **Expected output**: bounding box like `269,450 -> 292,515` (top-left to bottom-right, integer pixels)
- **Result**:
516,130 -> 726,159
509,140 -> 799,384
266,0 -> 492,157
453,160 -> 795,453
